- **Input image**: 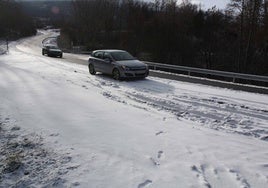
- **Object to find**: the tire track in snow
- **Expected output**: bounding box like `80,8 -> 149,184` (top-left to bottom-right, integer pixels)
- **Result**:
47,61 -> 268,142
75,75 -> 268,142
229,169 -> 251,188
191,164 -> 253,188
191,164 -> 212,188
121,91 -> 268,141
16,31 -> 268,141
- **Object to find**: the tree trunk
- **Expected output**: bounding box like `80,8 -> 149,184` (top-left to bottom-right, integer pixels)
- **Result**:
237,0 -> 245,72
244,0 -> 259,72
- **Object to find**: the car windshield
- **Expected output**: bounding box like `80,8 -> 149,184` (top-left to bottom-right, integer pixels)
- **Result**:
47,46 -> 59,49
111,51 -> 135,61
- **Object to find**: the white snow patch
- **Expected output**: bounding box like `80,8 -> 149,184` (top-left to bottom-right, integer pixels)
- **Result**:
0,32 -> 268,187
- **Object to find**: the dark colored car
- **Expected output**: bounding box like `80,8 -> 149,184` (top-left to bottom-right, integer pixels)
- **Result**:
88,50 -> 149,80
42,45 -> 63,58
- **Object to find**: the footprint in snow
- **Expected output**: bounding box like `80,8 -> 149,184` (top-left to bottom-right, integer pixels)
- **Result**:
112,84 -> 120,88
150,157 -> 160,166
261,164 -> 268,168
191,165 -> 212,188
261,136 -> 268,141
49,133 -> 59,137
150,151 -> 164,166
229,169 -> 251,188
155,131 -> 164,136
157,151 -> 164,159
72,182 -> 80,186
138,179 -> 152,188
82,85 -> 88,89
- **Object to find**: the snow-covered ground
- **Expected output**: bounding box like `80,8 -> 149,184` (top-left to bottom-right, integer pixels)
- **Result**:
0,33 -> 268,188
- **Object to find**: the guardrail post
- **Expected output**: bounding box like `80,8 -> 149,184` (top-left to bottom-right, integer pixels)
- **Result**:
188,71 -> 191,76
232,77 -> 236,83
154,65 -> 156,70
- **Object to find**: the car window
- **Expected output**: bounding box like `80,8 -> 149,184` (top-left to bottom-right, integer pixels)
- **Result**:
111,51 -> 135,61
45,46 -> 58,50
103,52 -> 111,59
93,52 -> 103,59
49,46 -> 58,49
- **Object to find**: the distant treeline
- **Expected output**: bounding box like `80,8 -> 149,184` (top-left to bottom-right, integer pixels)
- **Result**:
18,0 -> 72,28
1,0 -> 267,76
0,0 -> 36,39
59,0 -> 268,75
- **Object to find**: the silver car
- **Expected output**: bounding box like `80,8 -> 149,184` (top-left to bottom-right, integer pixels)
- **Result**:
88,50 -> 149,80
42,45 -> 63,58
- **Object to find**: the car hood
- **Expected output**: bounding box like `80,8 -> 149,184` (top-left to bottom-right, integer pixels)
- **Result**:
116,60 -> 146,67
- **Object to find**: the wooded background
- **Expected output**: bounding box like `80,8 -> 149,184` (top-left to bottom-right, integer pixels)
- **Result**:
60,0 -> 268,75
0,0 -> 36,39
1,0 -> 267,76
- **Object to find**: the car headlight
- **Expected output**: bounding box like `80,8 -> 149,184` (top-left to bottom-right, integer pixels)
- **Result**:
121,65 -> 130,71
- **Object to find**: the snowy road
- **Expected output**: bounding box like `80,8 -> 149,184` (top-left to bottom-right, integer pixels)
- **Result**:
0,32 -> 268,187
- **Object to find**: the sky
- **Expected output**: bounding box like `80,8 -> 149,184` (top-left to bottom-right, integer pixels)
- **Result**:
190,0 -> 229,9
18,0 -> 230,10
147,0 -> 230,10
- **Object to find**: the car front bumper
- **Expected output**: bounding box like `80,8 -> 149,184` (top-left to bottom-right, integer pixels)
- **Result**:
48,51 -> 62,57
121,69 -> 149,78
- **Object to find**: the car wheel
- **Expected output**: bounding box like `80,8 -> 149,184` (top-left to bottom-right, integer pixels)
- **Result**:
42,49 -> 45,55
112,68 -> 120,80
89,64 -> 96,75
59,54 -> 63,58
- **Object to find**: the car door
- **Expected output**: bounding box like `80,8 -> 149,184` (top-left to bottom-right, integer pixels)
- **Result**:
92,51 -> 104,72
102,52 -> 113,74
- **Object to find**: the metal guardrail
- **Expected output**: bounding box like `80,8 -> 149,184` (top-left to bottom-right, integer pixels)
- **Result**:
144,61 -> 268,83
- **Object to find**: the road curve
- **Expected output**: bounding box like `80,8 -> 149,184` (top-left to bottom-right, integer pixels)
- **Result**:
17,31 -> 268,94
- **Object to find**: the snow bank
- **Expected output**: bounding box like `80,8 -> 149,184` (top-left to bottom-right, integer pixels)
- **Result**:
0,117 -> 78,187
0,33 -> 268,187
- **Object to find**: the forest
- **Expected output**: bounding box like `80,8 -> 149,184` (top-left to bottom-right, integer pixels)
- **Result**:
0,0 -> 267,76
60,0 -> 268,76
0,0 -> 36,39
